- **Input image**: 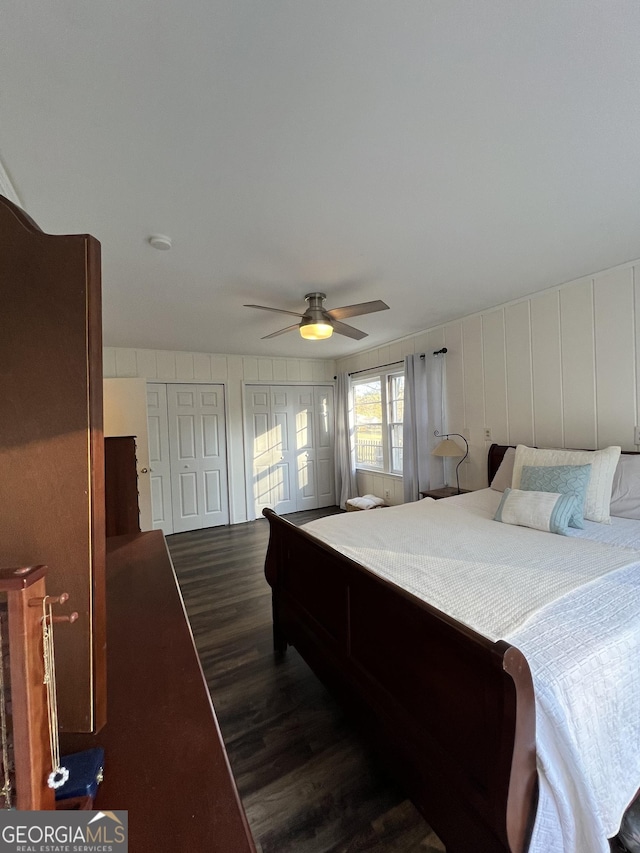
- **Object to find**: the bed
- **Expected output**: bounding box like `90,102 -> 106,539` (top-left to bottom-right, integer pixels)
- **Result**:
263,444 -> 640,853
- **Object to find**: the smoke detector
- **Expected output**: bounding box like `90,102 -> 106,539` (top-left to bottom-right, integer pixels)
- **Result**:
148,234 -> 172,250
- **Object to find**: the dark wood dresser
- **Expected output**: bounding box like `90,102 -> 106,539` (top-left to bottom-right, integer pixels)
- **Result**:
105,436 -> 141,537
60,531 -> 256,852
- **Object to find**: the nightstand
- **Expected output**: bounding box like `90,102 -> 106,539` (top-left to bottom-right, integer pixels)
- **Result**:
420,486 -> 471,500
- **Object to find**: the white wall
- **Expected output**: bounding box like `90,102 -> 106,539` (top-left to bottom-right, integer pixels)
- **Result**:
103,348 -> 336,524
337,259 -> 640,494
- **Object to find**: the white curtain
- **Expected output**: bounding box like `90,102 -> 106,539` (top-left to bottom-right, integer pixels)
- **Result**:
334,372 -> 357,509
402,353 -> 444,502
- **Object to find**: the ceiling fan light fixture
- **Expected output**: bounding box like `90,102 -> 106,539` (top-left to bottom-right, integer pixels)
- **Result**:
299,320 -> 333,340
245,290 -> 388,341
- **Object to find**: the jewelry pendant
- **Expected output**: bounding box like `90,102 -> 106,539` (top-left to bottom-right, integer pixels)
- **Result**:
47,766 -> 69,790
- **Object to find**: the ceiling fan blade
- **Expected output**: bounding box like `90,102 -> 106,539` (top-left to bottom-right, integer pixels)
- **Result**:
330,319 -> 368,340
244,304 -> 304,318
261,323 -> 300,340
326,299 -> 390,321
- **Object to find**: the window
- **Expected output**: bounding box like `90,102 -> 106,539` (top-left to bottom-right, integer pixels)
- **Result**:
352,370 -> 404,474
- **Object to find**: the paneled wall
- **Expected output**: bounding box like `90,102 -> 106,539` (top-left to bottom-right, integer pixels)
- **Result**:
107,256 -> 639,512
103,347 -> 335,524
337,260 -> 640,493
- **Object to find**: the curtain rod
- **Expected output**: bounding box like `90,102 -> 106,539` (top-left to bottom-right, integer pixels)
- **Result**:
347,358 -> 404,377
334,348 -> 447,380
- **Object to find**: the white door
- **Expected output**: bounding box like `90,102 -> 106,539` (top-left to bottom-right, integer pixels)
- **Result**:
167,384 -> 230,533
314,385 -> 336,508
245,384 -> 335,518
293,386 -> 318,512
270,386 -> 299,514
146,383 -> 174,534
244,386 -> 297,516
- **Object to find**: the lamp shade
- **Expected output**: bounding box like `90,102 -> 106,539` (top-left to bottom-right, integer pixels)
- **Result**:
432,438 -> 465,458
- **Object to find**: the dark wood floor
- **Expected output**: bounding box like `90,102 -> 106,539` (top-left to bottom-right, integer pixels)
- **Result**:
167,508 -> 445,853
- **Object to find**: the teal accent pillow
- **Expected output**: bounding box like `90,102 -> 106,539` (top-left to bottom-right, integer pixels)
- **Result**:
494,488 -> 578,535
519,463 -> 592,529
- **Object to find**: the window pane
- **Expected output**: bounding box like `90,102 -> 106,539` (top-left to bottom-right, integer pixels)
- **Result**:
353,379 -> 383,469
351,373 -> 404,473
355,425 -> 383,467
387,373 -> 404,473
390,423 -> 403,473
389,374 -> 404,423
353,381 -> 382,417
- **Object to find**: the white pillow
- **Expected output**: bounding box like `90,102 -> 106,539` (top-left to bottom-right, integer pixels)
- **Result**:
610,454 -> 640,520
512,445 -> 621,523
490,447 -> 516,491
494,488 -> 577,535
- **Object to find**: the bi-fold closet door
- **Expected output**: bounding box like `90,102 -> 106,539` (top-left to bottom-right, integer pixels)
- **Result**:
147,383 -> 230,534
245,384 -> 335,519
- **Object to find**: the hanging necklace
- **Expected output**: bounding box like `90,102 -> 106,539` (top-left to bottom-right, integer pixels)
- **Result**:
0,610 -> 12,808
42,597 -> 68,790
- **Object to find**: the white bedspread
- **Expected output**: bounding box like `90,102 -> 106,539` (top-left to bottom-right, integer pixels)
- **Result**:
303,491 -> 640,853
304,496 -> 639,641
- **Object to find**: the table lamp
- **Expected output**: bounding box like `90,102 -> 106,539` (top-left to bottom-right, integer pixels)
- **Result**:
432,431 -> 469,494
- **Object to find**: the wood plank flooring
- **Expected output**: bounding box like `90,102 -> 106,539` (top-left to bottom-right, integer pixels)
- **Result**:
167,508 -> 445,853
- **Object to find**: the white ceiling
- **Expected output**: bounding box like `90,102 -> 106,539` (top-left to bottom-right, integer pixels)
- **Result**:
2,2 -> 640,358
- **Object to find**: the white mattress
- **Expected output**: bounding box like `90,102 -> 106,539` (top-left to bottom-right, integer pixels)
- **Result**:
303,489 -> 640,853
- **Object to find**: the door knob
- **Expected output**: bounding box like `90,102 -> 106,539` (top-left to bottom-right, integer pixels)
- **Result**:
140,467 -> 148,474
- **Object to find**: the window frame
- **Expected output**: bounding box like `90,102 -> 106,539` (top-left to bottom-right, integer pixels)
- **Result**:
351,367 -> 404,476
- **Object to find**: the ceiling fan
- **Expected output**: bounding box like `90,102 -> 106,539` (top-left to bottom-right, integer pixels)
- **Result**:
244,292 -> 390,341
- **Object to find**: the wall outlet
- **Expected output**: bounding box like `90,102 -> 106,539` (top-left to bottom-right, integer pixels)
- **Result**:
384,489 -> 390,499
635,426 -> 640,446
484,427 -> 492,441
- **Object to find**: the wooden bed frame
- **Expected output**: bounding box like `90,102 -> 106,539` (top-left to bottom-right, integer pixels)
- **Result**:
263,443 -> 537,853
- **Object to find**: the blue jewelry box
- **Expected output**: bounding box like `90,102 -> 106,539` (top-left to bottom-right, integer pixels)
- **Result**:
55,748 -> 105,801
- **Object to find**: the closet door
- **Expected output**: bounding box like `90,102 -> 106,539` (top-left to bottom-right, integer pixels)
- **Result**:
245,384 -> 335,519
269,386 -> 299,514
292,386 -> 318,512
147,383 -> 174,534
314,385 -> 336,508
245,386 -> 297,517
167,384 -> 230,532
245,386 -> 275,517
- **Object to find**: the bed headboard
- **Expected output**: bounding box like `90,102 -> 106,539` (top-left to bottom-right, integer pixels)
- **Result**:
487,444 -> 515,484
487,442 -> 639,484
